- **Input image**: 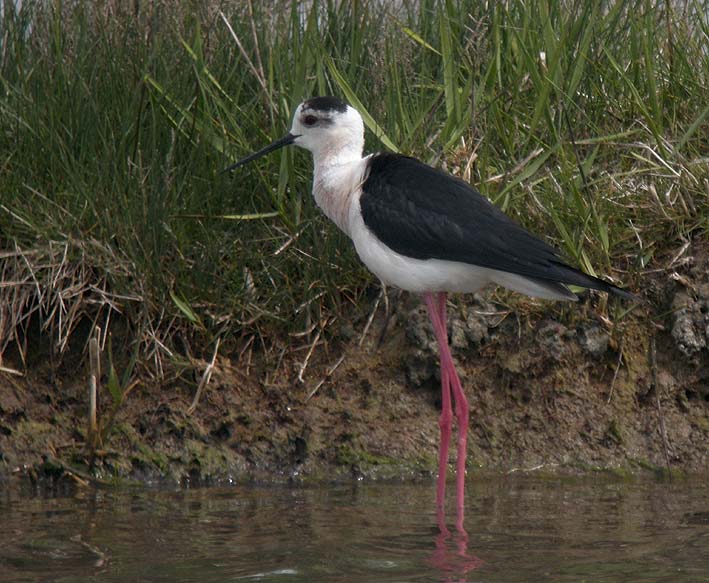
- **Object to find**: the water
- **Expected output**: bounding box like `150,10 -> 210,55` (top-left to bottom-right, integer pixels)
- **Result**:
0,476 -> 707,582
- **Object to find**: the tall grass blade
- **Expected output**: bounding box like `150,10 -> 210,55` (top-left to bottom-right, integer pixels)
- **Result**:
326,57 -> 399,152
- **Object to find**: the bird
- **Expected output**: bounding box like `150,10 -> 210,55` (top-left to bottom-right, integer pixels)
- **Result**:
225,95 -> 636,515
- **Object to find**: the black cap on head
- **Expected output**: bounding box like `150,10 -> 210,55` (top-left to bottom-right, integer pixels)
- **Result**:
303,96 -> 348,113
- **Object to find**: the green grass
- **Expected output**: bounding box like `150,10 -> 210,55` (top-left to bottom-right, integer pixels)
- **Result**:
0,0 -> 707,366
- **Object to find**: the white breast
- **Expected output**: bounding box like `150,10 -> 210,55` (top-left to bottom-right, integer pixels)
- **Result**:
312,156 -> 369,236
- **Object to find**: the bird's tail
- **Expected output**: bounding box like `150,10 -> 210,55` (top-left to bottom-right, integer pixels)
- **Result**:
551,263 -> 639,302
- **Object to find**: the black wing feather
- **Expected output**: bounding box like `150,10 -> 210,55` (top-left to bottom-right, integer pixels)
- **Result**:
360,153 -> 634,299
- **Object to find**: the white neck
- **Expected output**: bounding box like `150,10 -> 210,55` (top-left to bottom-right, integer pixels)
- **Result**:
311,147 -> 367,236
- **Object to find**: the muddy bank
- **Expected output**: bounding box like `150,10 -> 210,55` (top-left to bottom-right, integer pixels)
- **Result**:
0,243 -> 707,486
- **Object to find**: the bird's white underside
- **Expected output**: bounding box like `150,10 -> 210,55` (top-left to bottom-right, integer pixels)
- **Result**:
310,148 -> 576,302
350,198 -> 575,300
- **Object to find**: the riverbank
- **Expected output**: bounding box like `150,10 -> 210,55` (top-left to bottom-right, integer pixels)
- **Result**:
1,241 -> 706,486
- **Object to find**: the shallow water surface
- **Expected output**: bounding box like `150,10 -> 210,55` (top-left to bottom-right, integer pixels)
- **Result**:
0,476 -> 707,582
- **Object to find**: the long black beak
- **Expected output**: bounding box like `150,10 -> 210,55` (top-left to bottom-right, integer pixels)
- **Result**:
222,133 -> 299,174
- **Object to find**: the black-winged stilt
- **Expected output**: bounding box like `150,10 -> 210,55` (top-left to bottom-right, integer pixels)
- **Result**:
226,96 -> 635,514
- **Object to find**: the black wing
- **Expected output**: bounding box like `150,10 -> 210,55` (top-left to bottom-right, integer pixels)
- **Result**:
360,153 -> 634,299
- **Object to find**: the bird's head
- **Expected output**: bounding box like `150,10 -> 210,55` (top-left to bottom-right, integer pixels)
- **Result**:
223,96 -> 364,172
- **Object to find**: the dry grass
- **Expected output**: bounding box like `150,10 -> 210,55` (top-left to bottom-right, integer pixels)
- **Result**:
0,239 -> 140,365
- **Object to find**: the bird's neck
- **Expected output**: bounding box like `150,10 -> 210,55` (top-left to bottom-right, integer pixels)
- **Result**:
311,148 -> 367,236
312,140 -> 363,167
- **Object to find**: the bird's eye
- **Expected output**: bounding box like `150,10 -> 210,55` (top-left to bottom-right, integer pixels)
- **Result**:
303,115 -> 318,126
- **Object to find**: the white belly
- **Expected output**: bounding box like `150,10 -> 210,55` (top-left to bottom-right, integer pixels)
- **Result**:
347,197 -> 575,300
348,200 -> 491,292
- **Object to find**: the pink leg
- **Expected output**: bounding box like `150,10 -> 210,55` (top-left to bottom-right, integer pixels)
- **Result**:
436,291 -> 455,499
424,292 -> 469,517
449,346 -> 469,518
424,293 -> 453,510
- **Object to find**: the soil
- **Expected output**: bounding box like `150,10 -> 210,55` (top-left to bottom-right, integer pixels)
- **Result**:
0,242 -> 707,487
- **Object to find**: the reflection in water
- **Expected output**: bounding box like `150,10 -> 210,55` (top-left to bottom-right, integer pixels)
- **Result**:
429,504 -> 484,581
0,476 -> 707,582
